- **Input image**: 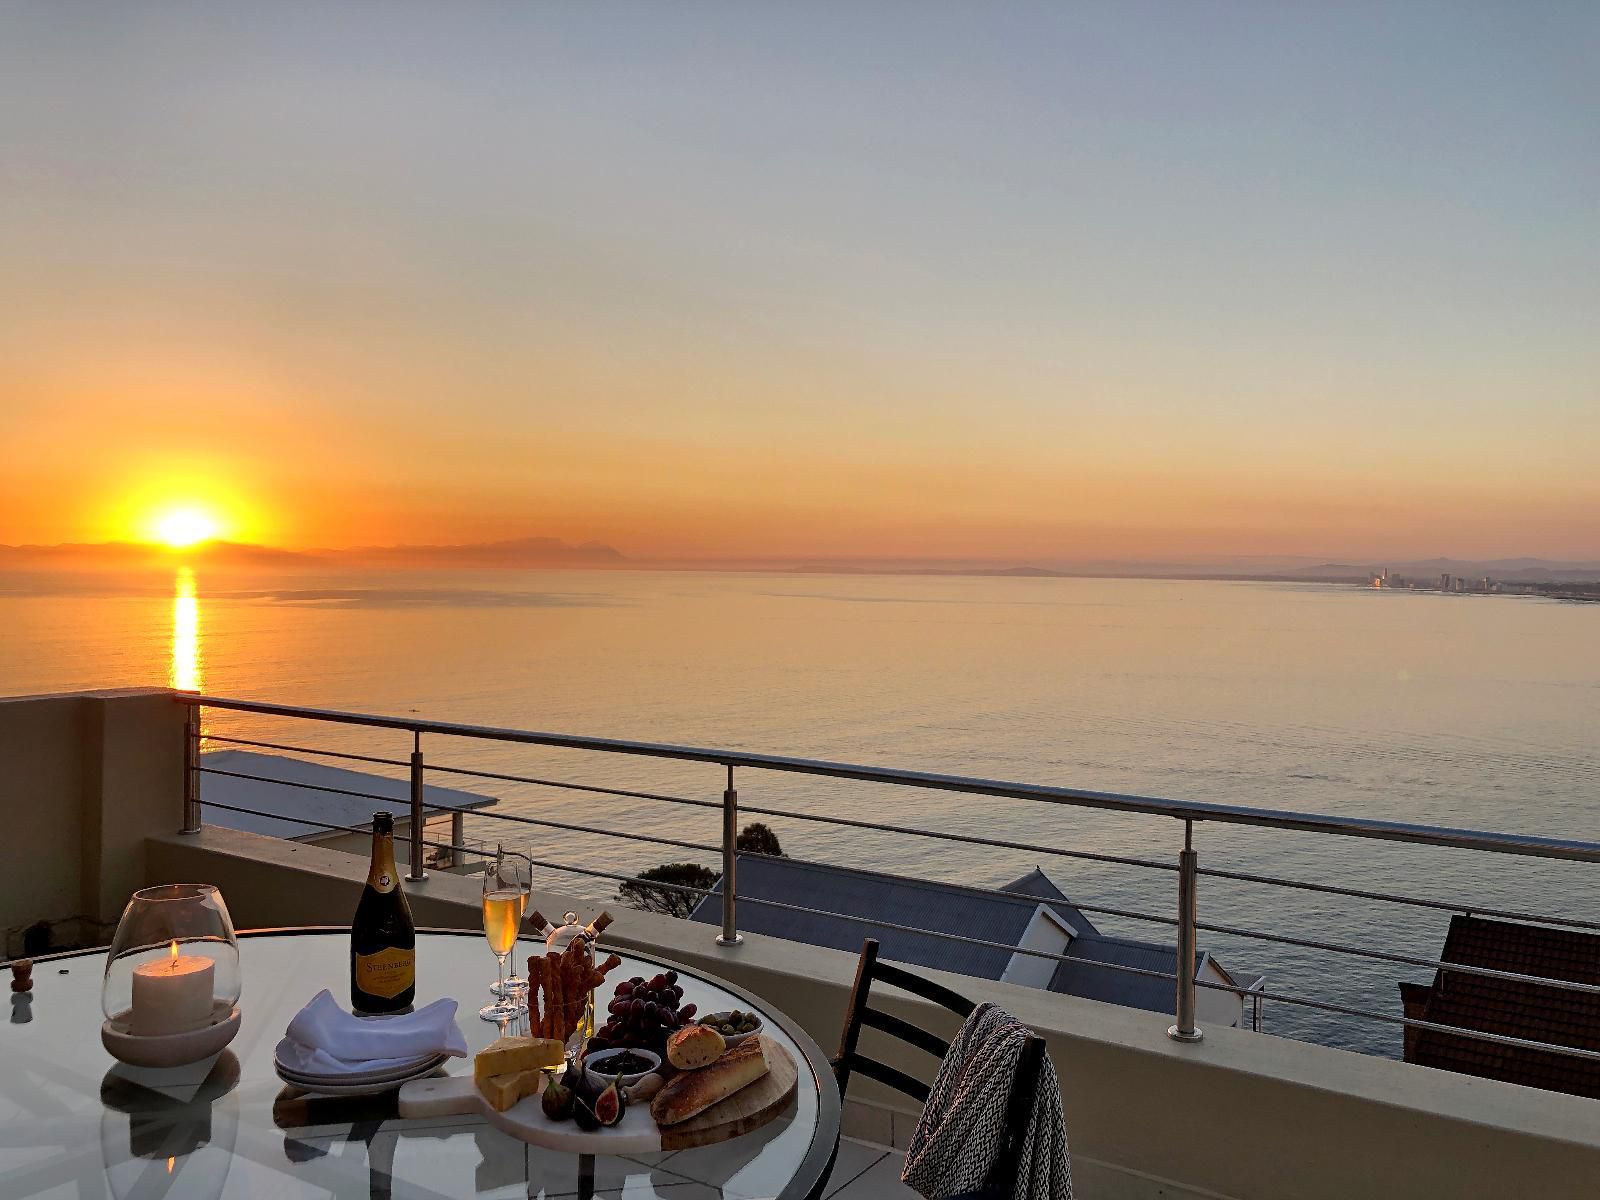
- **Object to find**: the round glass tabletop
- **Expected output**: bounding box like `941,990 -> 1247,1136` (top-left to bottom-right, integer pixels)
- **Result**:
0,929 -> 840,1200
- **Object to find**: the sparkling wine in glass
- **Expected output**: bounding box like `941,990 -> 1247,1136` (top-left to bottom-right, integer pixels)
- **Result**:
491,850 -> 531,998
478,846 -> 528,1022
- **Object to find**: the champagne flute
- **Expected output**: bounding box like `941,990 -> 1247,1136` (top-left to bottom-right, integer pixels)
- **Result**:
478,845 -> 528,1022
491,849 -> 532,998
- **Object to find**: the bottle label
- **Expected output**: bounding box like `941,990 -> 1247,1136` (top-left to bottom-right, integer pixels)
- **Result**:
354,946 -> 415,998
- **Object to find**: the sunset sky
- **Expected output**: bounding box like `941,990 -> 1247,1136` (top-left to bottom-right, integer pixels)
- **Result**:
2,4 -> 1595,562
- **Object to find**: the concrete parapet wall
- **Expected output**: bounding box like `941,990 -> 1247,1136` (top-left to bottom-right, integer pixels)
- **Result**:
0,687 -> 186,954
147,825 -> 1600,1200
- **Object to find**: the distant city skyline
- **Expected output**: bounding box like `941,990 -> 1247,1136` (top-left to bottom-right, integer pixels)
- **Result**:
2,4 -> 1596,559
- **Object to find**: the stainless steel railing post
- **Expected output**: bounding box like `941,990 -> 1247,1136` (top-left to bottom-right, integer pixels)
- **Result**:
1169,819 -> 1203,1043
717,765 -> 742,946
408,731 -> 427,882
180,701 -> 202,834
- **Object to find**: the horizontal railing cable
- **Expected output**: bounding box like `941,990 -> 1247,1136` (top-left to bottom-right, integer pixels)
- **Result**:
732,798 -> 1178,875
192,800 -> 1178,986
198,770 -> 720,857
198,733 -> 413,769
385,794 -> 722,858
1193,974 -> 1600,1064
1194,918 -> 1600,997
431,758 -> 1596,935
430,757 -> 1597,931
1197,863 -> 1600,933
427,759 -> 1178,875
196,766 -> 397,806
424,761 -> 711,810
219,744 -> 1596,932
177,693 -> 1600,864
192,795 -> 1600,1065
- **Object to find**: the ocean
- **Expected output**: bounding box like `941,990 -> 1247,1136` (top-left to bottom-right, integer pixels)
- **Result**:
3,566 -> 1596,1057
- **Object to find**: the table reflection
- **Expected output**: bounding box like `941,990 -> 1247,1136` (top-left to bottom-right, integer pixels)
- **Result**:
100,1051 -> 239,1199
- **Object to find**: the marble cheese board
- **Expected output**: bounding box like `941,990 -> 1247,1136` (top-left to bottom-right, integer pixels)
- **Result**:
397,1036 -> 798,1154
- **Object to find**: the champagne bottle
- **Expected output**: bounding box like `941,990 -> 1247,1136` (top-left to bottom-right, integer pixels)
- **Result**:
350,811 -> 416,1013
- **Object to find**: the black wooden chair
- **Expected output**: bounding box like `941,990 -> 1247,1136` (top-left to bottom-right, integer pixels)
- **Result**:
830,938 -> 1047,1200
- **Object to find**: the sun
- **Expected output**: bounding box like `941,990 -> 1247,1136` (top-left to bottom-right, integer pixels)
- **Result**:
151,507 -> 223,548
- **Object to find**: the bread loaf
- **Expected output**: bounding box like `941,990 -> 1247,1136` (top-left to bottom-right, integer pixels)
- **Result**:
666,1023 -> 725,1070
651,1037 -> 770,1126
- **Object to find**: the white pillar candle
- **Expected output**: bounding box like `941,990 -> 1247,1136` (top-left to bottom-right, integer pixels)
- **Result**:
129,942 -> 215,1036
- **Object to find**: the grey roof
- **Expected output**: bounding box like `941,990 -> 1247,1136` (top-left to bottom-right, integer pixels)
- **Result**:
688,856 -> 1244,1020
998,868 -> 1099,938
1048,935 -> 1190,1013
200,749 -> 497,840
689,854 -> 1047,979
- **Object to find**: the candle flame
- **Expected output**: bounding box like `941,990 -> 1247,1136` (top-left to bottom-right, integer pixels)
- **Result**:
166,1156 -> 175,1174
168,940 -> 179,968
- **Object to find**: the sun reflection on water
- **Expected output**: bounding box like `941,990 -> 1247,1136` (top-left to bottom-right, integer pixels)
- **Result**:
170,567 -> 202,692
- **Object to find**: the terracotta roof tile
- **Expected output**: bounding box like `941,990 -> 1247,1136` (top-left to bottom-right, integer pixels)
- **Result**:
1405,916 -> 1600,1100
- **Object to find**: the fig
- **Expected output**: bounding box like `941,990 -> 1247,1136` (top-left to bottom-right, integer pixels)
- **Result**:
572,1096 -> 600,1132
594,1071 -> 627,1127
541,1075 -> 575,1122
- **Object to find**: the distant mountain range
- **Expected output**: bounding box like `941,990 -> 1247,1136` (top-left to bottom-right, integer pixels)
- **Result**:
0,536 -> 628,570
333,536 -> 626,567
1,540 -> 1596,583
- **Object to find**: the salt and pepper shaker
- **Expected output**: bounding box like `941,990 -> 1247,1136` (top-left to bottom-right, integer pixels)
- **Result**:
9,959 -> 32,1025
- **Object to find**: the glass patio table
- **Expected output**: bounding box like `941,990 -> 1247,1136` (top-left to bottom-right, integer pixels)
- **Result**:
0,928 -> 841,1199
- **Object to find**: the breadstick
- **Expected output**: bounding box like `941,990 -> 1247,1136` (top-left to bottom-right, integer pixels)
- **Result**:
563,946 -> 584,1035
527,955 -> 547,1039
594,952 -> 622,977
545,950 -> 565,1040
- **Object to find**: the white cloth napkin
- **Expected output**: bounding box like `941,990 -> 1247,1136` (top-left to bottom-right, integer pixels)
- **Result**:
277,989 -> 468,1077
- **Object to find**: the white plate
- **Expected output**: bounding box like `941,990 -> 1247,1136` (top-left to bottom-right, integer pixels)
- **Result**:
275,1050 -> 446,1086
275,1058 -> 445,1097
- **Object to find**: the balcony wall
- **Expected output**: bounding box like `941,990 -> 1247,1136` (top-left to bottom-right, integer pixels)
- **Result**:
0,687 -> 186,955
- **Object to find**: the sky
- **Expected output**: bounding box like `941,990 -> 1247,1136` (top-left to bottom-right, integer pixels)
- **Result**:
1,3 -> 1596,563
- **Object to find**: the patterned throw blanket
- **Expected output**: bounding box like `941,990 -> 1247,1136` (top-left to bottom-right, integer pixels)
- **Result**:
901,1003 -> 1071,1200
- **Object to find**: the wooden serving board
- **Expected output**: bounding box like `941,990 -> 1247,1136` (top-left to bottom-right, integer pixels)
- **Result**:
398,1036 -> 798,1155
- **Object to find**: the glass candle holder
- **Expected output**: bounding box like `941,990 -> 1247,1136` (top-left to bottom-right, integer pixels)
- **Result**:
103,885 -> 241,1040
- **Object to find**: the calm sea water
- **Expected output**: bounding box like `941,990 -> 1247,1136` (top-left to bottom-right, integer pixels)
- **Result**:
3,567 -> 1596,1056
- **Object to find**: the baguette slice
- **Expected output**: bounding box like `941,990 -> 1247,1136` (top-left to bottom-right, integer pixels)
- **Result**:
650,1037 -> 770,1126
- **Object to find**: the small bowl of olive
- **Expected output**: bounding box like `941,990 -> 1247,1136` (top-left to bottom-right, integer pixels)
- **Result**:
697,1009 -> 763,1048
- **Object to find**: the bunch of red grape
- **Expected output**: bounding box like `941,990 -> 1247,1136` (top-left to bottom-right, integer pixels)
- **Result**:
587,971 -> 697,1055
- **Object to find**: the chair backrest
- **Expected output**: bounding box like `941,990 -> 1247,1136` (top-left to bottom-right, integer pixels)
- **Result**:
833,938 -> 1047,1199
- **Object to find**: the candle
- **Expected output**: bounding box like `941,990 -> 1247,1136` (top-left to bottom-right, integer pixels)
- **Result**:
129,941 -> 215,1036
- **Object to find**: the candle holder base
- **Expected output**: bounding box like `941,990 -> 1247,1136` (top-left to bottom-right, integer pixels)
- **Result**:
102,1002 -> 241,1068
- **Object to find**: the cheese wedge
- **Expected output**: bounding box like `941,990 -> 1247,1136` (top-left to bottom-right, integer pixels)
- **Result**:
474,1035 -> 564,1085
480,1068 -> 543,1113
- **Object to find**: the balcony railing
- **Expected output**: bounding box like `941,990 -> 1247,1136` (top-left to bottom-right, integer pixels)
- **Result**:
175,693 -> 1600,1066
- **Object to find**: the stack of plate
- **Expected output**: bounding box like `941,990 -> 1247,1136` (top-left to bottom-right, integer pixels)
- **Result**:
274,1040 -> 447,1097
